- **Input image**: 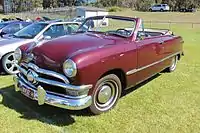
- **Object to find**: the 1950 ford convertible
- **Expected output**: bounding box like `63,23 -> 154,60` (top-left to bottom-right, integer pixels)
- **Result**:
13,16 -> 184,115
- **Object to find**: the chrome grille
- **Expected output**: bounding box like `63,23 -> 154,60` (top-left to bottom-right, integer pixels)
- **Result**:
16,63 -> 71,95
21,63 -> 69,84
16,62 -> 92,98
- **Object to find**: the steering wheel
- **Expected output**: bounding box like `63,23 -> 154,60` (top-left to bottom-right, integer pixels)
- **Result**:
116,29 -> 131,36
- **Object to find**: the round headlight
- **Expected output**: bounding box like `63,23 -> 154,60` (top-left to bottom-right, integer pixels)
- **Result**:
63,59 -> 77,78
14,48 -> 22,62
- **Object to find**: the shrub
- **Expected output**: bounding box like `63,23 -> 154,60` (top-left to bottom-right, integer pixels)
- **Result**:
108,6 -> 122,12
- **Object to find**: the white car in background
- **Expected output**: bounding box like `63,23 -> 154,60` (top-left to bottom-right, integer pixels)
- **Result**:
0,21 -> 80,74
149,4 -> 170,12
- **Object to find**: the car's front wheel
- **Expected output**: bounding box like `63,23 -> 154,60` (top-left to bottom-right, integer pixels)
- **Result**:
2,52 -> 19,75
89,74 -> 122,115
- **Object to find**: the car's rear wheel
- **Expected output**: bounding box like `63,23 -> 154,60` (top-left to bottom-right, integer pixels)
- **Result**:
160,9 -> 164,12
2,52 -> 19,75
166,55 -> 178,72
89,74 -> 122,115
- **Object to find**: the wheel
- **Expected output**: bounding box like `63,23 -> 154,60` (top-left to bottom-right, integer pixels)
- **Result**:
149,9 -> 153,12
89,74 -> 122,115
160,9 -> 164,12
2,52 -> 19,75
166,55 -> 178,72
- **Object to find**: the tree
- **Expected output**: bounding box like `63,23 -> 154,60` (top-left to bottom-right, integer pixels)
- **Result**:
135,0 -> 154,11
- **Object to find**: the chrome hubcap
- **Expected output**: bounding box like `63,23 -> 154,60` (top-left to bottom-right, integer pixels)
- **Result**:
94,79 -> 119,111
98,85 -> 112,104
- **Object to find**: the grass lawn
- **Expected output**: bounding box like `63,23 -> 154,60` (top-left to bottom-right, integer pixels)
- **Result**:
1,10 -> 200,133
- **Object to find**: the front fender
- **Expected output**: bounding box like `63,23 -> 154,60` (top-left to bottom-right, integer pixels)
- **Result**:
71,44 -> 128,94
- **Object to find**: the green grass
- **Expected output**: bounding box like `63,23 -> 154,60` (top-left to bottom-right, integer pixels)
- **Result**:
1,10 -> 200,133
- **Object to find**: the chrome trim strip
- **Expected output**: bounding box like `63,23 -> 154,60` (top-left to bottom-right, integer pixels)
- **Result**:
126,52 -> 181,76
126,69 -> 137,76
14,75 -> 92,110
19,73 -> 36,89
17,64 -> 28,76
27,63 -> 70,84
36,77 -> 93,91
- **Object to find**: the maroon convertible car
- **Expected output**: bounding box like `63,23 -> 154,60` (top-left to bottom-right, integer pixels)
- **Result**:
14,15 -> 184,115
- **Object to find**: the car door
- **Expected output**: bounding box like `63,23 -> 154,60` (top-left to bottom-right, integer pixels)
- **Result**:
152,5 -> 158,11
135,31 -> 165,84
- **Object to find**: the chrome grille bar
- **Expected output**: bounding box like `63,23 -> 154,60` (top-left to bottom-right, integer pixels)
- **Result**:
27,63 -> 70,84
15,63 -> 93,92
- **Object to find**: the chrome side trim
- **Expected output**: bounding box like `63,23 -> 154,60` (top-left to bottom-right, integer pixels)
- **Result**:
126,69 -> 137,76
126,52 -> 181,76
27,63 -> 70,84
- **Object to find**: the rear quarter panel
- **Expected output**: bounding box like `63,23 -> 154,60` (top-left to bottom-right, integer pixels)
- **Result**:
162,35 -> 183,57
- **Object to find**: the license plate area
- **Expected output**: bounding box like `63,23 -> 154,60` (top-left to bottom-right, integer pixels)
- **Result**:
21,86 -> 35,99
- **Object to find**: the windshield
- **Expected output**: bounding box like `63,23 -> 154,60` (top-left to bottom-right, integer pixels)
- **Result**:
14,23 -> 48,39
0,23 -> 8,29
78,16 -> 136,38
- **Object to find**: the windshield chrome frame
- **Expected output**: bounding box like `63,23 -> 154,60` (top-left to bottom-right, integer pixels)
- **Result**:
78,15 -> 137,38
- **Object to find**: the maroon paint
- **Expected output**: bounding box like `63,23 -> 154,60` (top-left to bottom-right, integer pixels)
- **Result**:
18,16 -> 184,96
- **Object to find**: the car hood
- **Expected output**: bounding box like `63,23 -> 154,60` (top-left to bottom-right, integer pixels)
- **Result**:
32,33 -> 125,67
0,37 -> 32,47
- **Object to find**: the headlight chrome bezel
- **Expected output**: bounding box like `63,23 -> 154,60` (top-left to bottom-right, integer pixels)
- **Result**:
14,48 -> 22,63
63,59 -> 77,78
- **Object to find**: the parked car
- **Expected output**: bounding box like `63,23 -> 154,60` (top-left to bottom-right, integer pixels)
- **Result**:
149,4 -> 170,12
179,8 -> 197,12
14,15 -> 184,115
0,21 -> 80,74
0,21 -> 31,37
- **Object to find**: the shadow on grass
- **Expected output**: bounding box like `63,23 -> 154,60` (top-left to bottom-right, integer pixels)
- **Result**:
0,85 -> 93,126
122,73 -> 161,97
0,73 -> 161,126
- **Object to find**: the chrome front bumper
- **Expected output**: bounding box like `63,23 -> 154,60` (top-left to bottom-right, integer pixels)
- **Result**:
14,75 -> 92,110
